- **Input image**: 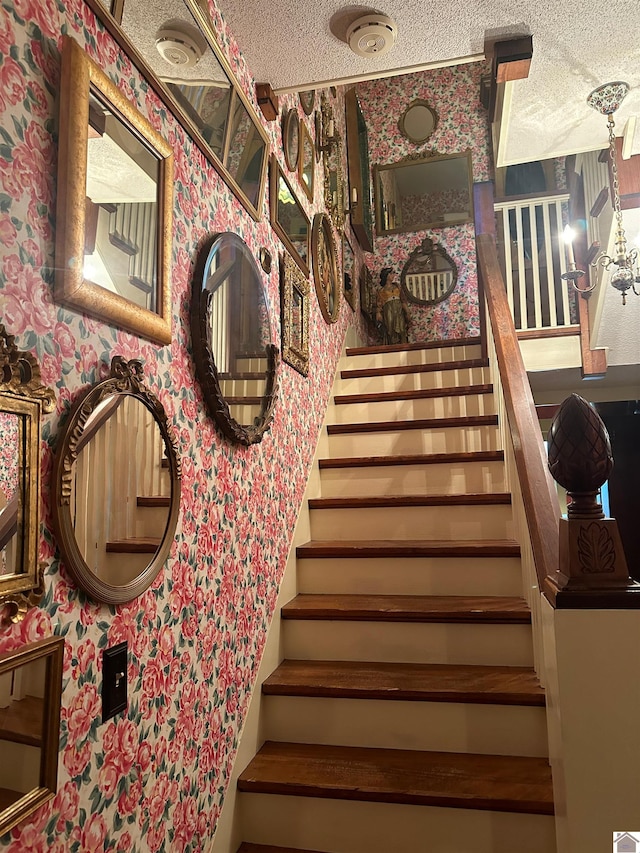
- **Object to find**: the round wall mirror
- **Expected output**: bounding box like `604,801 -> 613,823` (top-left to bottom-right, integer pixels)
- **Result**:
52,356 -> 181,605
299,90 -> 315,115
282,109 -> 300,172
312,213 -> 340,324
191,233 -> 278,445
398,99 -> 438,145
400,236 -> 458,305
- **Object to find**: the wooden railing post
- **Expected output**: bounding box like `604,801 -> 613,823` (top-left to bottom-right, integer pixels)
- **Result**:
545,393 -> 639,606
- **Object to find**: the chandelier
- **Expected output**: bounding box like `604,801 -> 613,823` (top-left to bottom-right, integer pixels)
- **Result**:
587,81 -> 639,305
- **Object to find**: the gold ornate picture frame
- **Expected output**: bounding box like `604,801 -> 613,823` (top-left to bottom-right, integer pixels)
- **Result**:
55,36 -> 174,345
280,252 -> 310,376
312,212 -> 340,324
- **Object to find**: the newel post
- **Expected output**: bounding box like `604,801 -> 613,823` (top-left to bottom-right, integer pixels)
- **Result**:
544,393 -> 639,604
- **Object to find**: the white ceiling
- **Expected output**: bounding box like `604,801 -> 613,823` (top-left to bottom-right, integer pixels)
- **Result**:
214,0 -> 640,166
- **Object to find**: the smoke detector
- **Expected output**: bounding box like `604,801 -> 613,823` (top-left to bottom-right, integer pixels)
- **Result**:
155,22 -> 205,67
346,14 -> 397,57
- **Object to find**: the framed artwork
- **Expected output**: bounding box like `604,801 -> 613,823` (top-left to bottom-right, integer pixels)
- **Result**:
312,213 -> 340,324
299,122 -> 315,201
270,156 -> 311,276
280,252 -> 310,376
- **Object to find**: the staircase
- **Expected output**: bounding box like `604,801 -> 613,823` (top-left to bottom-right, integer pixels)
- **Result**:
234,338 -> 556,853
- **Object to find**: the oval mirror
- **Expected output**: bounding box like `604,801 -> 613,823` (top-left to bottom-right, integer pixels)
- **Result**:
398,99 -> 438,144
52,357 -> 181,605
299,90 -> 315,115
400,236 -> 458,305
312,213 -> 340,324
191,233 -> 278,445
282,109 -> 300,172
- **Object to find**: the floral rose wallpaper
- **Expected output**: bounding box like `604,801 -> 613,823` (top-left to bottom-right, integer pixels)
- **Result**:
357,62 -> 492,343
0,0 -> 359,850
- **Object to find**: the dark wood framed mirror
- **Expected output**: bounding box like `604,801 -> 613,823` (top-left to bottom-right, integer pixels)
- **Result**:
191,233 -> 279,445
400,236 -> 459,305
280,251 -> 310,377
270,156 -> 311,276
0,326 -> 55,623
0,635 -> 64,836
299,90 -> 315,116
345,87 -> 374,253
374,150 -> 474,236
299,122 -> 315,202
282,109 -> 300,172
52,357 -> 181,604
85,0 -> 269,221
312,213 -> 340,324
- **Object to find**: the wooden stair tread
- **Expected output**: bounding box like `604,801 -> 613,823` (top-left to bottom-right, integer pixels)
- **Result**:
105,538 -> 160,553
0,695 -> 44,746
282,594 -> 531,623
297,539 -> 520,558
346,337 -> 481,357
137,496 -> 170,507
327,414 -> 498,435
238,741 -> 554,815
319,450 -> 505,469
225,396 -> 262,405
341,357 -> 489,380
219,372 -> 266,380
333,384 -> 493,405
238,845 -> 325,853
264,660 -> 545,706
308,493 -> 511,509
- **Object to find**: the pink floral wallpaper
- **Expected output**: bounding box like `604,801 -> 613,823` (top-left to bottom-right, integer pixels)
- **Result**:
357,62 -> 492,342
0,1 -> 357,850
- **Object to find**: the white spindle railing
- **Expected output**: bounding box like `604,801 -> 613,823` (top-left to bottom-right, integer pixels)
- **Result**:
494,192 -> 572,332
405,271 -> 453,303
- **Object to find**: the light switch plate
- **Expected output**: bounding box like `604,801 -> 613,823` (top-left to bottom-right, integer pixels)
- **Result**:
102,641 -> 127,722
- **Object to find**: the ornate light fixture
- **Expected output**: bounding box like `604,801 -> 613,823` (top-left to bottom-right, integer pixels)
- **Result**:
587,81 -> 639,305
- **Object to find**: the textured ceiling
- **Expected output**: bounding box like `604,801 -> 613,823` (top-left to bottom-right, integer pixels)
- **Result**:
214,0 -> 640,165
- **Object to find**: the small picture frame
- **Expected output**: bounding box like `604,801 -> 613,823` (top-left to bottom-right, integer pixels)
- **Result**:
281,252 -> 310,376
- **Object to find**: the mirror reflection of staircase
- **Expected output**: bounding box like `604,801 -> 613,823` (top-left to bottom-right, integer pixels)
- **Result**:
233,337 -> 555,853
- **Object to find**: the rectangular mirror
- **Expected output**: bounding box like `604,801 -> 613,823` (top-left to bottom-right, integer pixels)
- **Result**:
280,251 -> 310,377
0,635 -> 64,836
299,122 -> 314,202
85,0 -> 269,221
270,156 -> 310,276
342,233 -> 356,310
345,87 -> 374,253
56,36 -> 174,345
374,150 -> 474,236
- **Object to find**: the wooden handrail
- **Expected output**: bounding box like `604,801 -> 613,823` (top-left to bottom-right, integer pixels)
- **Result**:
476,233 -> 561,596
0,491 -> 19,552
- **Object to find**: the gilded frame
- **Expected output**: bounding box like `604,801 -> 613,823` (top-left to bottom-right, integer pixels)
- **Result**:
280,251 -> 310,376
85,0 -> 270,222
0,635 -> 65,836
322,94 -> 345,237
299,121 -> 315,202
51,357 -> 181,605
398,98 -> 438,145
269,156 -> 311,276
0,326 -> 55,623
55,36 -> 173,345
312,212 -> 340,324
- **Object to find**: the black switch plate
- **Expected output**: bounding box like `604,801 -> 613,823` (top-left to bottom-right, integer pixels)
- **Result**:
102,641 -> 127,722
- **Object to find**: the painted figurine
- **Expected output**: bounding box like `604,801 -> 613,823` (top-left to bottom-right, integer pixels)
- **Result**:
376,268 -> 409,345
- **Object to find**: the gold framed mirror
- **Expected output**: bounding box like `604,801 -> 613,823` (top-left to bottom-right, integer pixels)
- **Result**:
282,109 -> 300,172
280,251 -> 310,377
0,327 -> 55,623
0,635 -> 64,836
398,99 -> 438,144
191,233 -> 279,446
299,122 -> 315,202
86,0 -> 270,222
52,357 -> 181,605
342,233 -> 356,311
312,213 -> 340,324
374,150 -> 474,236
55,36 -> 174,345
270,156 -> 311,276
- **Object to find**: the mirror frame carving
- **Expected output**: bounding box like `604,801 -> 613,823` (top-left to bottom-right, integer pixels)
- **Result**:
51,356 -> 181,604
191,233 -> 279,446
280,251 -> 310,377
0,635 -> 64,836
84,0 -> 269,222
282,109 -> 300,172
55,36 -> 174,345
398,98 -> 438,144
312,212 -> 340,324
270,156 -> 311,276
0,326 -> 55,623
400,236 -> 459,306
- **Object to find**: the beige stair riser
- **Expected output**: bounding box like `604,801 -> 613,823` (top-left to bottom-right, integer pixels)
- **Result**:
219,378 -> 265,396
329,394 -> 496,425
263,695 -> 549,757
309,503 -> 514,541
319,460 -> 507,498
99,552 -> 151,586
297,555 -> 523,597
134,505 -> 169,539
327,424 -> 501,458
234,357 -> 267,372
229,404 -> 263,424
336,366 -> 490,395
283,621 -> 534,667
240,794 -> 557,853
344,344 -> 482,370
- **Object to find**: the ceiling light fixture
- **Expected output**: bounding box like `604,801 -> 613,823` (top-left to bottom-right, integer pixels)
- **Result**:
587,81 -> 639,305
